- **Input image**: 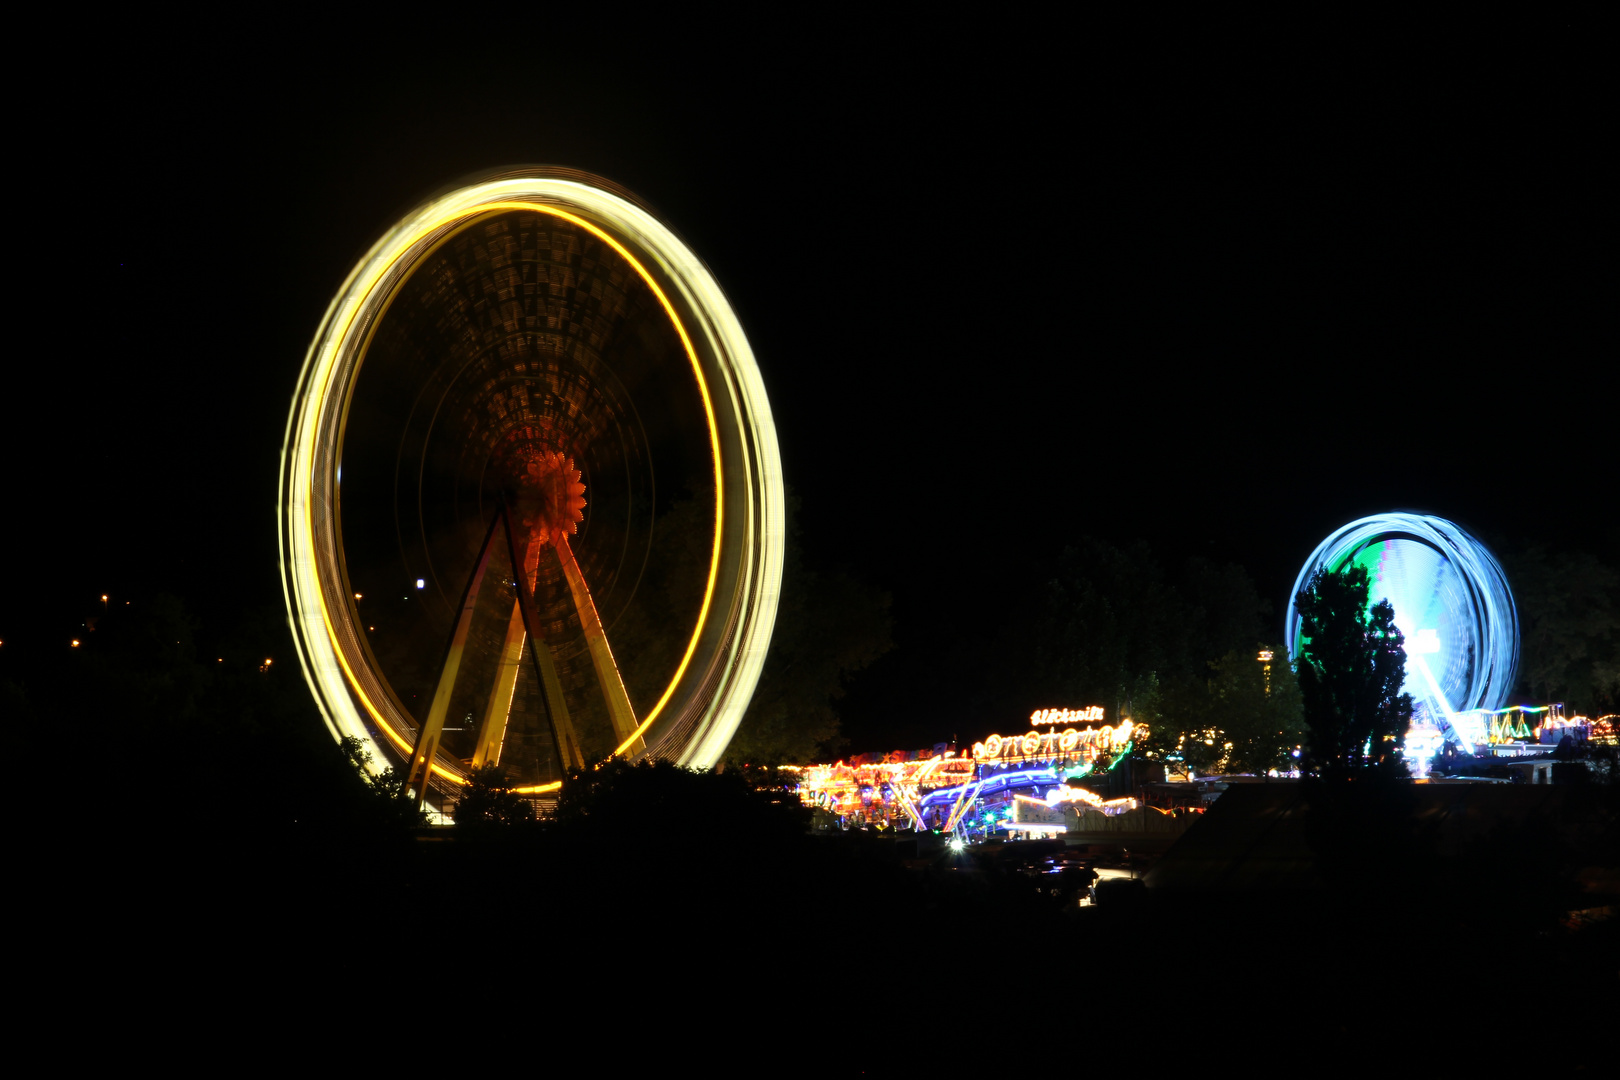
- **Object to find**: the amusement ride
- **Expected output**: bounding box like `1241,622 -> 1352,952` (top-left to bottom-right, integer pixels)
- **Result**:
279,169 -> 784,813
1286,512 -> 1520,753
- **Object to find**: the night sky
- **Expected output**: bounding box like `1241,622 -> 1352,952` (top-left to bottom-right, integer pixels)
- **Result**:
9,17 -> 1609,753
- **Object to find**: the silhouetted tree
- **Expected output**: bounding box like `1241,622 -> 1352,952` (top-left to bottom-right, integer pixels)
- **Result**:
551,757 -> 808,838
1293,565 -> 1411,777
1021,541 -> 1277,767
1502,545 -> 1620,713
1031,538 -> 1191,718
339,735 -> 430,828
1147,644 -> 1305,775
727,492 -> 893,763
1181,557 -> 1271,668
451,763 -> 536,829
611,489 -> 892,764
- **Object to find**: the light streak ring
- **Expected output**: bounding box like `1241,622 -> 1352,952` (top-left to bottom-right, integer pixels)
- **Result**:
279,169 -> 785,788
1286,512 -> 1518,743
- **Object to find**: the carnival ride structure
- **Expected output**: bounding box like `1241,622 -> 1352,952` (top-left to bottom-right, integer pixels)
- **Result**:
280,169 -> 784,811
796,712 -> 1143,839
792,753 -> 977,831
1287,513 -> 1519,750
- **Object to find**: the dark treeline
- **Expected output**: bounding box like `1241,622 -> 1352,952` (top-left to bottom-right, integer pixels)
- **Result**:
825,536 -> 1301,767
9,588 -> 1615,1062
1503,545 -> 1620,713
835,534 -> 1620,763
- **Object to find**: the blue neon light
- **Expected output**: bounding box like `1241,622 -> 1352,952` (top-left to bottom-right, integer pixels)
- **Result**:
918,769 -> 1057,809
1286,512 -> 1518,746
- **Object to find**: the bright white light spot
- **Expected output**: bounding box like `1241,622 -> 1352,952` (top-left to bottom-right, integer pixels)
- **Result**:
1409,628 -> 1440,655
415,579 -> 425,589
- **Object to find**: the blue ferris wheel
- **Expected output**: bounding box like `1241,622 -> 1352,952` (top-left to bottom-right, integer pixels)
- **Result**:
1286,513 -> 1519,747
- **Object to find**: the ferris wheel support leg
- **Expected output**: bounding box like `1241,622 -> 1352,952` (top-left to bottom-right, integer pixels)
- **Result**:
404,508 -> 502,807
532,633 -> 584,772
472,601 -> 527,770
554,534 -> 644,755
498,502 -> 585,772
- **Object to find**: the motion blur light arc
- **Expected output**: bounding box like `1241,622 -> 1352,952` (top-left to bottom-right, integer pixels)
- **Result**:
1286,512 -> 1518,747
279,169 -> 785,793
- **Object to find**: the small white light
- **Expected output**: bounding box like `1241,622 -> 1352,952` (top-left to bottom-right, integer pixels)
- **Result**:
416,579 -> 425,589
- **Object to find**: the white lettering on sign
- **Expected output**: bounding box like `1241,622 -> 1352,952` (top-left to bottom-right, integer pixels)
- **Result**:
971,720 -> 1138,763
1030,706 -> 1105,726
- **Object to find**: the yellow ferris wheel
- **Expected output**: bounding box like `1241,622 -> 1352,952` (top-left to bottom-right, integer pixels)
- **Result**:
279,169 -> 784,809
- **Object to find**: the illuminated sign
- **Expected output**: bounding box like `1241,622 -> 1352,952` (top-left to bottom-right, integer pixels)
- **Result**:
1030,706 -> 1104,726
971,719 -> 1137,764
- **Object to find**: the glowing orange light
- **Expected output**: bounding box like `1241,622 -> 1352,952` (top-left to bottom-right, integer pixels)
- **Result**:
70,640 -> 80,647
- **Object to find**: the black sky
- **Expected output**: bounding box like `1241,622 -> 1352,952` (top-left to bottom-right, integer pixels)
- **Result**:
7,15 -> 1611,751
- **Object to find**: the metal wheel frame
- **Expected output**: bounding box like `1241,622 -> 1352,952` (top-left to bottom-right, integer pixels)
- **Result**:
279,168 -> 784,792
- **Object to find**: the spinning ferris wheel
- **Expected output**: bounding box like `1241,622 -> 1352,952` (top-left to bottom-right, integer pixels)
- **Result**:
279,169 -> 784,808
1286,512 -> 1518,747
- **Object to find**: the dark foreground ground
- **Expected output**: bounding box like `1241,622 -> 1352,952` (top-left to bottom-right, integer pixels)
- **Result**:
40,768 -> 1617,1073
14,604 -> 1617,1070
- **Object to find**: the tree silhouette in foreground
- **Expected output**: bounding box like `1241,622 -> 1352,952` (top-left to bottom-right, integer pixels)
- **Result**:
1293,564 -> 1412,778
450,764 -> 536,830
340,735 -> 430,829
